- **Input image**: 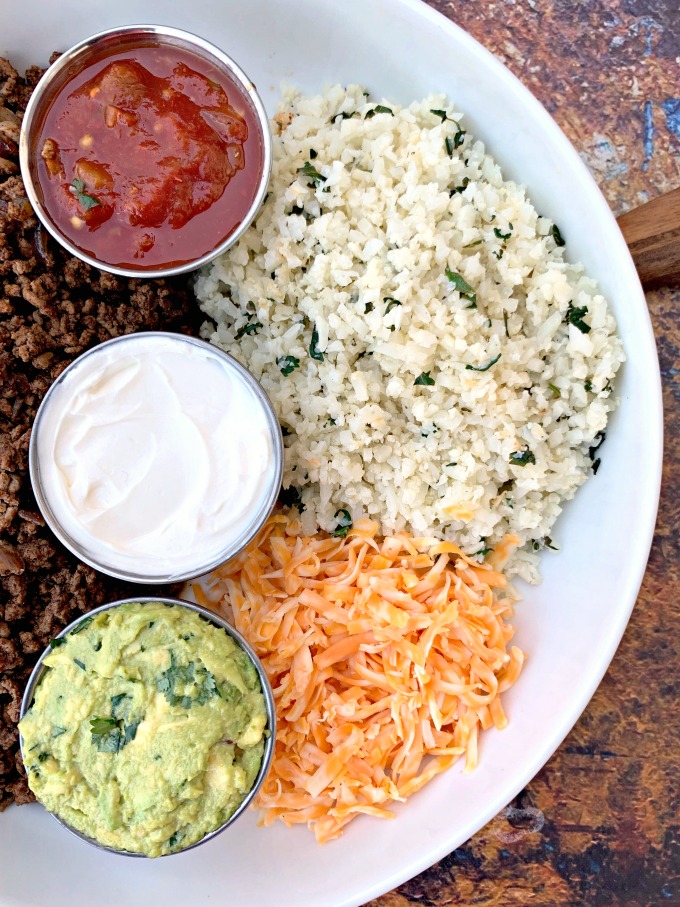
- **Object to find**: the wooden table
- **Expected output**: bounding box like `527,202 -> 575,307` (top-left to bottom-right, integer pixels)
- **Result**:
371,3 -> 679,905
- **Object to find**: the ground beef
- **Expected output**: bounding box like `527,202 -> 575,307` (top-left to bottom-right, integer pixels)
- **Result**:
0,58 -> 201,811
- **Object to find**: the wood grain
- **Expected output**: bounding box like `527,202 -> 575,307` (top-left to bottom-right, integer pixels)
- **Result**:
366,2 -> 680,905
618,188 -> 680,288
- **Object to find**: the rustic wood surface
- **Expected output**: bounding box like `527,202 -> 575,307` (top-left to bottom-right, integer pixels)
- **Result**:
369,2 -> 680,906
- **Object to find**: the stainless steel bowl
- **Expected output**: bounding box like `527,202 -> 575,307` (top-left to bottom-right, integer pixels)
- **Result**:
19,596 -> 276,858
28,331 -> 284,584
18,24 -> 272,278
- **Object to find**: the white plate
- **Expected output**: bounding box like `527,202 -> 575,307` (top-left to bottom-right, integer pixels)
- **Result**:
0,2 -> 662,906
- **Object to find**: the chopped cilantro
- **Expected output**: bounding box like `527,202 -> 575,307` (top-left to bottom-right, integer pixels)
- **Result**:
70,616 -> 93,635
564,302 -> 591,334
509,447 -> 536,467
156,653 -> 220,709
90,716 -> 117,736
551,223 -> 566,246
49,637 -> 66,649
445,267 -> 477,305
503,311 -> 510,338
364,302 -> 375,314
450,177 -> 470,195
494,224 -> 513,241
124,721 -> 140,745
384,297 -> 402,314
277,355 -> 300,376
279,485 -> 305,512
414,371 -> 435,386
196,673 -> 220,706
430,108 -> 449,122
89,711 -> 141,754
110,693 -> 129,718
465,354 -> 501,372
309,326 -> 324,361
588,431 -> 606,462
167,830 -> 185,851
445,129 -> 466,157
331,111 -> 356,122
235,322 -> 263,340
365,105 -> 393,118
330,509 -> 353,538
298,161 -> 326,185
548,383 -> 561,396
70,178 -> 101,211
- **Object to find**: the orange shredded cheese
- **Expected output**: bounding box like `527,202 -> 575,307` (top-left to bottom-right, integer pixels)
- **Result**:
197,516 -> 524,844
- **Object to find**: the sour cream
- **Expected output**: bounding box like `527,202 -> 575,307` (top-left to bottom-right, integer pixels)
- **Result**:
31,333 -> 281,581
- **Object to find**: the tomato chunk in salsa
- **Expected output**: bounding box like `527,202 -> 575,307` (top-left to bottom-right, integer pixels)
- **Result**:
34,44 -> 263,269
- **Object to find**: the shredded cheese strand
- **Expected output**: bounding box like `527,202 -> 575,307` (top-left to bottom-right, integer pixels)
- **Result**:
196,516 -> 524,844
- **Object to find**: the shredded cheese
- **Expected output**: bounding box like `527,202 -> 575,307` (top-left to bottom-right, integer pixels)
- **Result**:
196,516 -> 524,843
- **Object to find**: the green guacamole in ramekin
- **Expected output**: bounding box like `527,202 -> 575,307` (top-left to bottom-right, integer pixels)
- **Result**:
19,601 -> 267,857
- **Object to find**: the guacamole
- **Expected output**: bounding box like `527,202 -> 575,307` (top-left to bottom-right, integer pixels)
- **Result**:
19,601 -> 268,857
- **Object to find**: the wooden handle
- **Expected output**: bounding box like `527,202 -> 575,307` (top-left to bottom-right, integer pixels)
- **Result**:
617,187 -> 680,290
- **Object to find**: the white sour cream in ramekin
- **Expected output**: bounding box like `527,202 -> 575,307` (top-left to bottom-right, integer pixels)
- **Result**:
31,333 -> 281,581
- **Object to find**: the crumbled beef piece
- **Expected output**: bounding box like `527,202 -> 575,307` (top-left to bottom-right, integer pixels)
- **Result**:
0,540 -> 23,575
0,637 -> 22,671
6,774 -> 32,807
0,56 -> 202,809
0,677 -> 22,723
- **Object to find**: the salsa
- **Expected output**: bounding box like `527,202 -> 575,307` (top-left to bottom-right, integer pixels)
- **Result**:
33,43 -> 264,269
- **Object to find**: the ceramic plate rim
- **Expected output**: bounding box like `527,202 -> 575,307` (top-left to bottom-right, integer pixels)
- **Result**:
0,1 -> 663,905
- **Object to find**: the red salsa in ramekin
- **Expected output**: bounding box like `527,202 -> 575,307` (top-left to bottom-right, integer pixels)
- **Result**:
20,27 -> 270,275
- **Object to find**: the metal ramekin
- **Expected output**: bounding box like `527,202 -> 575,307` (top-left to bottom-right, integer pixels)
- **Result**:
19,596 -> 276,858
19,24 -> 272,278
28,331 -> 283,584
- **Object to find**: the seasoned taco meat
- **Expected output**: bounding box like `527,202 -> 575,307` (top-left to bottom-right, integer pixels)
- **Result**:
0,56 -> 200,810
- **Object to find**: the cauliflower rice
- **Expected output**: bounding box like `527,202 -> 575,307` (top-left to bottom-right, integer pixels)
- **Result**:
196,85 -> 624,582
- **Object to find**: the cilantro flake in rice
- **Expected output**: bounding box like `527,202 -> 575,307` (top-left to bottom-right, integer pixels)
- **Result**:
195,84 -> 624,582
